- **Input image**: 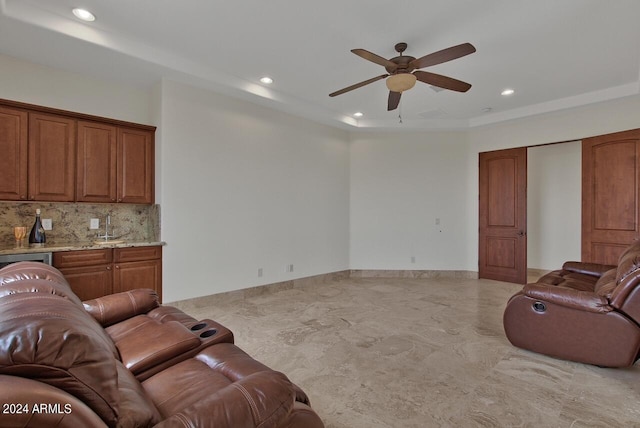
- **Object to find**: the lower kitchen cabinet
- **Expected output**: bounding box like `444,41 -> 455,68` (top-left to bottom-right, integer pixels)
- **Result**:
53,246 -> 162,302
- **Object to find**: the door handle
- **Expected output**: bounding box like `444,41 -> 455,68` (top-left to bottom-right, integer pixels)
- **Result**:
517,230 -> 526,237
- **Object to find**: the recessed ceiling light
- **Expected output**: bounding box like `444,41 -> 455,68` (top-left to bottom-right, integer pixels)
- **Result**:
72,8 -> 96,22
259,77 -> 273,84
353,112 -> 364,118
501,88 -> 515,96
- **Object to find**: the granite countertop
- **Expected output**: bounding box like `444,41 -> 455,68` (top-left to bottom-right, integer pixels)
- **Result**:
0,241 -> 166,255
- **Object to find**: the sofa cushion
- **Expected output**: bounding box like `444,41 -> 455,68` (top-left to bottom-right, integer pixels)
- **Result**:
594,268 -> 618,298
106,315 -> 201,375
536,270 -> 599,291
0,292 -> 120,427
615,240 -> 640,284
115,360 -> 162,428
143,344 -> 295,427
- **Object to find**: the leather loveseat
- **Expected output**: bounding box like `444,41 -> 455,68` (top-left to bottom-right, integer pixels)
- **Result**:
503,240 -> 640,367
0,261 -> 324,428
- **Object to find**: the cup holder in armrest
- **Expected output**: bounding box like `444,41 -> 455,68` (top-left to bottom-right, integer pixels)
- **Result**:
200,329 -> 218,338
190,322 -> 207,331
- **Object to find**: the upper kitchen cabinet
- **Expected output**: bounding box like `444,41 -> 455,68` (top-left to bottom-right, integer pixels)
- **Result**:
76,121 -> 118,202
117,127 -> 154,204
77,122 -> 154,204
28,112 -> 76,202
0,105 -> 28,200
0,98 -> 156,204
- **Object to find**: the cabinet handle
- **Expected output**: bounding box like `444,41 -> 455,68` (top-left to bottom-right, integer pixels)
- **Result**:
106,266 -> 111,270
115,265 -> 120,269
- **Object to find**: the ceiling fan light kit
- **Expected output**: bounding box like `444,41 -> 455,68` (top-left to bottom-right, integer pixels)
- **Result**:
386,73 -> 417,93
330,42 -> 476,111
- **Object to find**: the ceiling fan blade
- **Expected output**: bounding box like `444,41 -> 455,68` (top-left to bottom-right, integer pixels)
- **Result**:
329,74 -> 389,97
414,71 -> 472,92
388,91 -> 401,111
351,49 -> 398,71
409,43 -> 476,69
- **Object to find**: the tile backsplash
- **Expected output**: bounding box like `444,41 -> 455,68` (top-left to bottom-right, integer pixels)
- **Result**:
0,202 -> 160,246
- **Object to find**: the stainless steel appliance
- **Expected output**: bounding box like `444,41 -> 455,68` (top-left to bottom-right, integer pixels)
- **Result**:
0,252 -> 53,269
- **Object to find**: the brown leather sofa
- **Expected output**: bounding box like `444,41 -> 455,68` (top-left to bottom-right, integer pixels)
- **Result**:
0,261 -> 324,428
503,240 -> 640,367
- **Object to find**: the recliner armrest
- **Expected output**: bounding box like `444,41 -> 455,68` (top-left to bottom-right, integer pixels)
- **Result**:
153,371 -> 295,428
561,261 -> 616,278
83,289 -> 160,327
524,283 -> 612,313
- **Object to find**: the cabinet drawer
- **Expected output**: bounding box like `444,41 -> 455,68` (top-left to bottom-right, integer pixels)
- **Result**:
114,246 -> 161,263
53,249 -> 112,268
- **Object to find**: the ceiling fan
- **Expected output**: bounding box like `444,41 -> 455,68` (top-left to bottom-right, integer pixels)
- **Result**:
329,42 -> 476,111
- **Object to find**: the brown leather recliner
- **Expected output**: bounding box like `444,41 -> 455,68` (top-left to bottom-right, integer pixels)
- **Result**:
503,241 -> 640,367
0,262 -> 324,428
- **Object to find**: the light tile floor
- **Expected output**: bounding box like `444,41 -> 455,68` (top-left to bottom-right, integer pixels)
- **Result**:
172,276 -> 640,428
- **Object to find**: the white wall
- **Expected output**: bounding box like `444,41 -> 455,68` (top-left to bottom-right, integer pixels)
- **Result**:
0,53 -> 152,124
349,131 -> 471,270
159,80 -> 350,302
527,142 -> 581,269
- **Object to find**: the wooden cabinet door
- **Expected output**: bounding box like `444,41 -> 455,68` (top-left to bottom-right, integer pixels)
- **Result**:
57,265 -> 113,301
114,246 -> 162,301
53,249 -> 113,301
118,127 -> 154,204
479,148 -> 527,284
28,112 -> 76,201
77,121 -> 117,202
0,106 -> 28,200
113,259 -> 162,299
582,129 -> 640,264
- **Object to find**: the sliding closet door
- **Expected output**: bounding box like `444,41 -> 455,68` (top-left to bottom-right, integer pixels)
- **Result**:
582,129 -> 640,264
479,147 -> 527,284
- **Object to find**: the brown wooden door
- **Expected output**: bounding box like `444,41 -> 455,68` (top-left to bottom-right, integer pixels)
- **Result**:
118,127 -> 154,204
479,147 -> 527,283
77,121 -> 117,202
28,112 -> 76,201
582,129 -> 640,264
0,106 -> 28,200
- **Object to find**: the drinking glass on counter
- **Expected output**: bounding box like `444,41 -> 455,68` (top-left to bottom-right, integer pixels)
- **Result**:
13,226 -> 27,247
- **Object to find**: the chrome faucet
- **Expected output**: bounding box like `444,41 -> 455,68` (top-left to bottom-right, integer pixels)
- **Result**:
96,215 -> 116,241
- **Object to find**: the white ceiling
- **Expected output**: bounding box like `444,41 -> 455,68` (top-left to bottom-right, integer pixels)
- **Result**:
1,0 -> 639,130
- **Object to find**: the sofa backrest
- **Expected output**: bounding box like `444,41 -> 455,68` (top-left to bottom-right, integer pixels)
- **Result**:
609,240 -> 640,323
0,270 -> 122,427
0,261 -> 83,306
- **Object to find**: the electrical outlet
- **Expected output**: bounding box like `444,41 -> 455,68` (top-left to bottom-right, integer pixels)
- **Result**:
42,219 -> 52,230
285,264 -> 294,273
258,268 -> 263,277
435,218 -> 440,225
411,256 -> 416,263
90,218 -> 100,229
